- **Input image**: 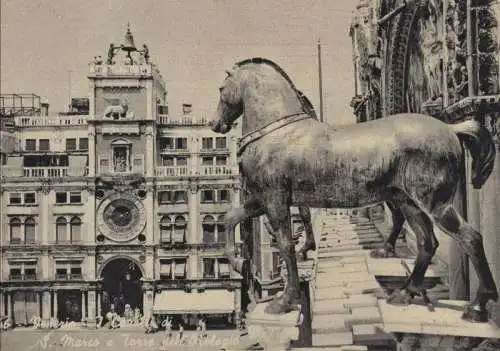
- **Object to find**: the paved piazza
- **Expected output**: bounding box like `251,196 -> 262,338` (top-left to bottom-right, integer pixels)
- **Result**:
0,329 -> 244,351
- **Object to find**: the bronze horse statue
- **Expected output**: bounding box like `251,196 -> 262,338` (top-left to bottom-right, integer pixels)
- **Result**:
211,57 -> 497,321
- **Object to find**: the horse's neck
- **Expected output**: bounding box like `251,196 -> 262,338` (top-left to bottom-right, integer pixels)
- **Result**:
241,79 -> 303,134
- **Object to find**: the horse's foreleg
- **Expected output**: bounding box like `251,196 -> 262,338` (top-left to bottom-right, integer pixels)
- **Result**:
224,197 -> 265,273
296,206 -> 316,262
265,203 -> 302,314
433,204 -> 498,322
386,188 -> 439,305
370,200 -> 405,258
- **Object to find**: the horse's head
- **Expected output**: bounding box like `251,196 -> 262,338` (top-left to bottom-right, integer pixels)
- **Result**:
211,66 -> 243,134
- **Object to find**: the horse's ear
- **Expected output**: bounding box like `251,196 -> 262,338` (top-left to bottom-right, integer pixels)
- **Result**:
225,69 -> 233,77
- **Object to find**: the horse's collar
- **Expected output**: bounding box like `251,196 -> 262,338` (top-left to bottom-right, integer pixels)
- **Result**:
237,112 -> 312,157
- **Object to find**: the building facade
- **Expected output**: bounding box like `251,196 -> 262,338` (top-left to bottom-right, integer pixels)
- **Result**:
350,0 -> 500,300
0,26 -> 243,328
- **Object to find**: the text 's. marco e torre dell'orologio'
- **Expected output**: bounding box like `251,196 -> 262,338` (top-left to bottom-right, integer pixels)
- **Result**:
96,192 -> 146,242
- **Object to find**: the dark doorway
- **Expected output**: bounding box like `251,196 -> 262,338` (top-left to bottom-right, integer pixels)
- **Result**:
100,258 -> 143,317
58,290 -> 82,322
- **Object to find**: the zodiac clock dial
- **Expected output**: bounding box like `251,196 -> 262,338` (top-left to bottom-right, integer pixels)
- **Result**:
97,193 -> 146,242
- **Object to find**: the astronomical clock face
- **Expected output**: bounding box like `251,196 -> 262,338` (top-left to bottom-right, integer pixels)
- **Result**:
97,193 -> 146,242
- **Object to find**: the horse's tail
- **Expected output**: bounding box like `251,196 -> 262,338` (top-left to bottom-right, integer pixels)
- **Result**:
452,119 -> 496,189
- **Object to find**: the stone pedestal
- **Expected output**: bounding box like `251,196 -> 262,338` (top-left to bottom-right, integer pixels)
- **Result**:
244,301 -> 302,350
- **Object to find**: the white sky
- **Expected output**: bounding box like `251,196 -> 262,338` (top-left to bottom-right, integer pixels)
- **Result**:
1,0 -> 358,125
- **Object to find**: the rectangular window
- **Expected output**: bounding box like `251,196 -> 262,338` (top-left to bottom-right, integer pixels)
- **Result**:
176,157 -> 188,166
55,268 -> 67,279
25,139 -> 36,151
70,267 -> 82,279
202,137 -> 213,150
38,139 -> 50,151
23,193 -> 36,205
215,137 -> 227,149
158,191 -> 173,204
201,190 -> 215,203
272,252 -> 281,278
202,157 -> 213,166
9,268 -> 22,280
203,258 -> 216,278
173,259 -> 186,279
173,191 -> 187,203
218,189 -> 230,203
160,138 -> 174,150
162,156 -> 174,166
24,267 -> 36,280
9,193 -> 22,205
215,156 -> 227,166
66,138 -> 77,151
218,258 -> 230,278
160,260 -> 172,279
55,192 -> 68,204
79,138 -> 89,151
176,138 -> 187,150
69,192 -> 82,204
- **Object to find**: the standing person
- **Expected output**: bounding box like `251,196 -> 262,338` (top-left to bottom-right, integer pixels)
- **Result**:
201,318 -> 207,338
179,323 -> 184,342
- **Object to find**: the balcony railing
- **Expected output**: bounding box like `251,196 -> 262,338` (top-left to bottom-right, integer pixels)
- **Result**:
23,167 -> 69,178
55,273 -> 83,280
14,116 -> 87,127
199,166 -> 236,176
9,274 -> 37,281
156,166 -> 190,177
89,63 -> 153,76
157,114 -> 209,126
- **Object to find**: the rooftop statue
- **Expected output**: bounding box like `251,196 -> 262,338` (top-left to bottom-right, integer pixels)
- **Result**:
210,57 -> 497,322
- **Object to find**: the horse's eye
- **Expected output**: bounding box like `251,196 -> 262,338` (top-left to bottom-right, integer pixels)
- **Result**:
219,86 -> 224,93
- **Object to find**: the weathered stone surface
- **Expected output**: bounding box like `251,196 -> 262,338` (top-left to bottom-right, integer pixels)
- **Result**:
345,307 -> 383,328
312,332 -> 354,347
312,314 -> 349,333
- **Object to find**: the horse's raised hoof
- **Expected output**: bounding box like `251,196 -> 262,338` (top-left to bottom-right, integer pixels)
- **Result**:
386,288 -> 414,306
462,304 -> 489,323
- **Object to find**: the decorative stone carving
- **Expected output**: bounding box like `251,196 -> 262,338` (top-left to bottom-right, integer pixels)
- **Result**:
103,98 -> 130,119
38,181 -> 51,194
96,192 -> 146,242
189,181 -> 198,194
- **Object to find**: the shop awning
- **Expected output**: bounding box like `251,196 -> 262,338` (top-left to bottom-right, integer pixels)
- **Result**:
153,289 -> 234,314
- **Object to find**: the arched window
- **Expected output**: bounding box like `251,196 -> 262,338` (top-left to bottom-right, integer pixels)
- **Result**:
9,218 -> 22,243
56,217 -> 67,242
173,216 -> 187,243
160,216 -> 172,242
70,217 -> 82,242
217,215 -> 226,243
24,217 -> 36,243
202,215 -> 215,243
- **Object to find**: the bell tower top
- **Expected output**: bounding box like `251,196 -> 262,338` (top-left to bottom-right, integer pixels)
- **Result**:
87,24 -> 167,121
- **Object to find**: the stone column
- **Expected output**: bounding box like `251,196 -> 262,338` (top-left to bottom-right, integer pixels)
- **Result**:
145,249 -> 154,280
81,290 -> 87,320
234,288 -> 241,327
189,182 -> 199,244
86,189 -> 96,244
233,184 -> 241,244
96,291 -> 101,318
87,290 -> 96,320
86,253 -> 96,281
36,291 -> 42,317
145,127 -> 155,177
7,292 -> 12,319
41,254 -> 50,280
87,128 -> 96,177
143,288 -> 154,321
42,291 -> 51,321
39,187 -> 50,244
144,192 -> 154,244
53,291 -> 58,318
0,291 -> 3,316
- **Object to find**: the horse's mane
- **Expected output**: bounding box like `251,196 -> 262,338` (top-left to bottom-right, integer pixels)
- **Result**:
236,57 -> 318,120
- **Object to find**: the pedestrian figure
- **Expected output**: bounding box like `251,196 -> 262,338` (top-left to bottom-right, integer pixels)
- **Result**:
179,323 -> 184,342
201,319 -> 207,338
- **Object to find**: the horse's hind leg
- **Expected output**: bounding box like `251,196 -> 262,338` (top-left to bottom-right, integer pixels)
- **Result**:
296,206 -> 316,262
433,204 -> 498,322
386,188 -> 439,305
370,200 -> 405,258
